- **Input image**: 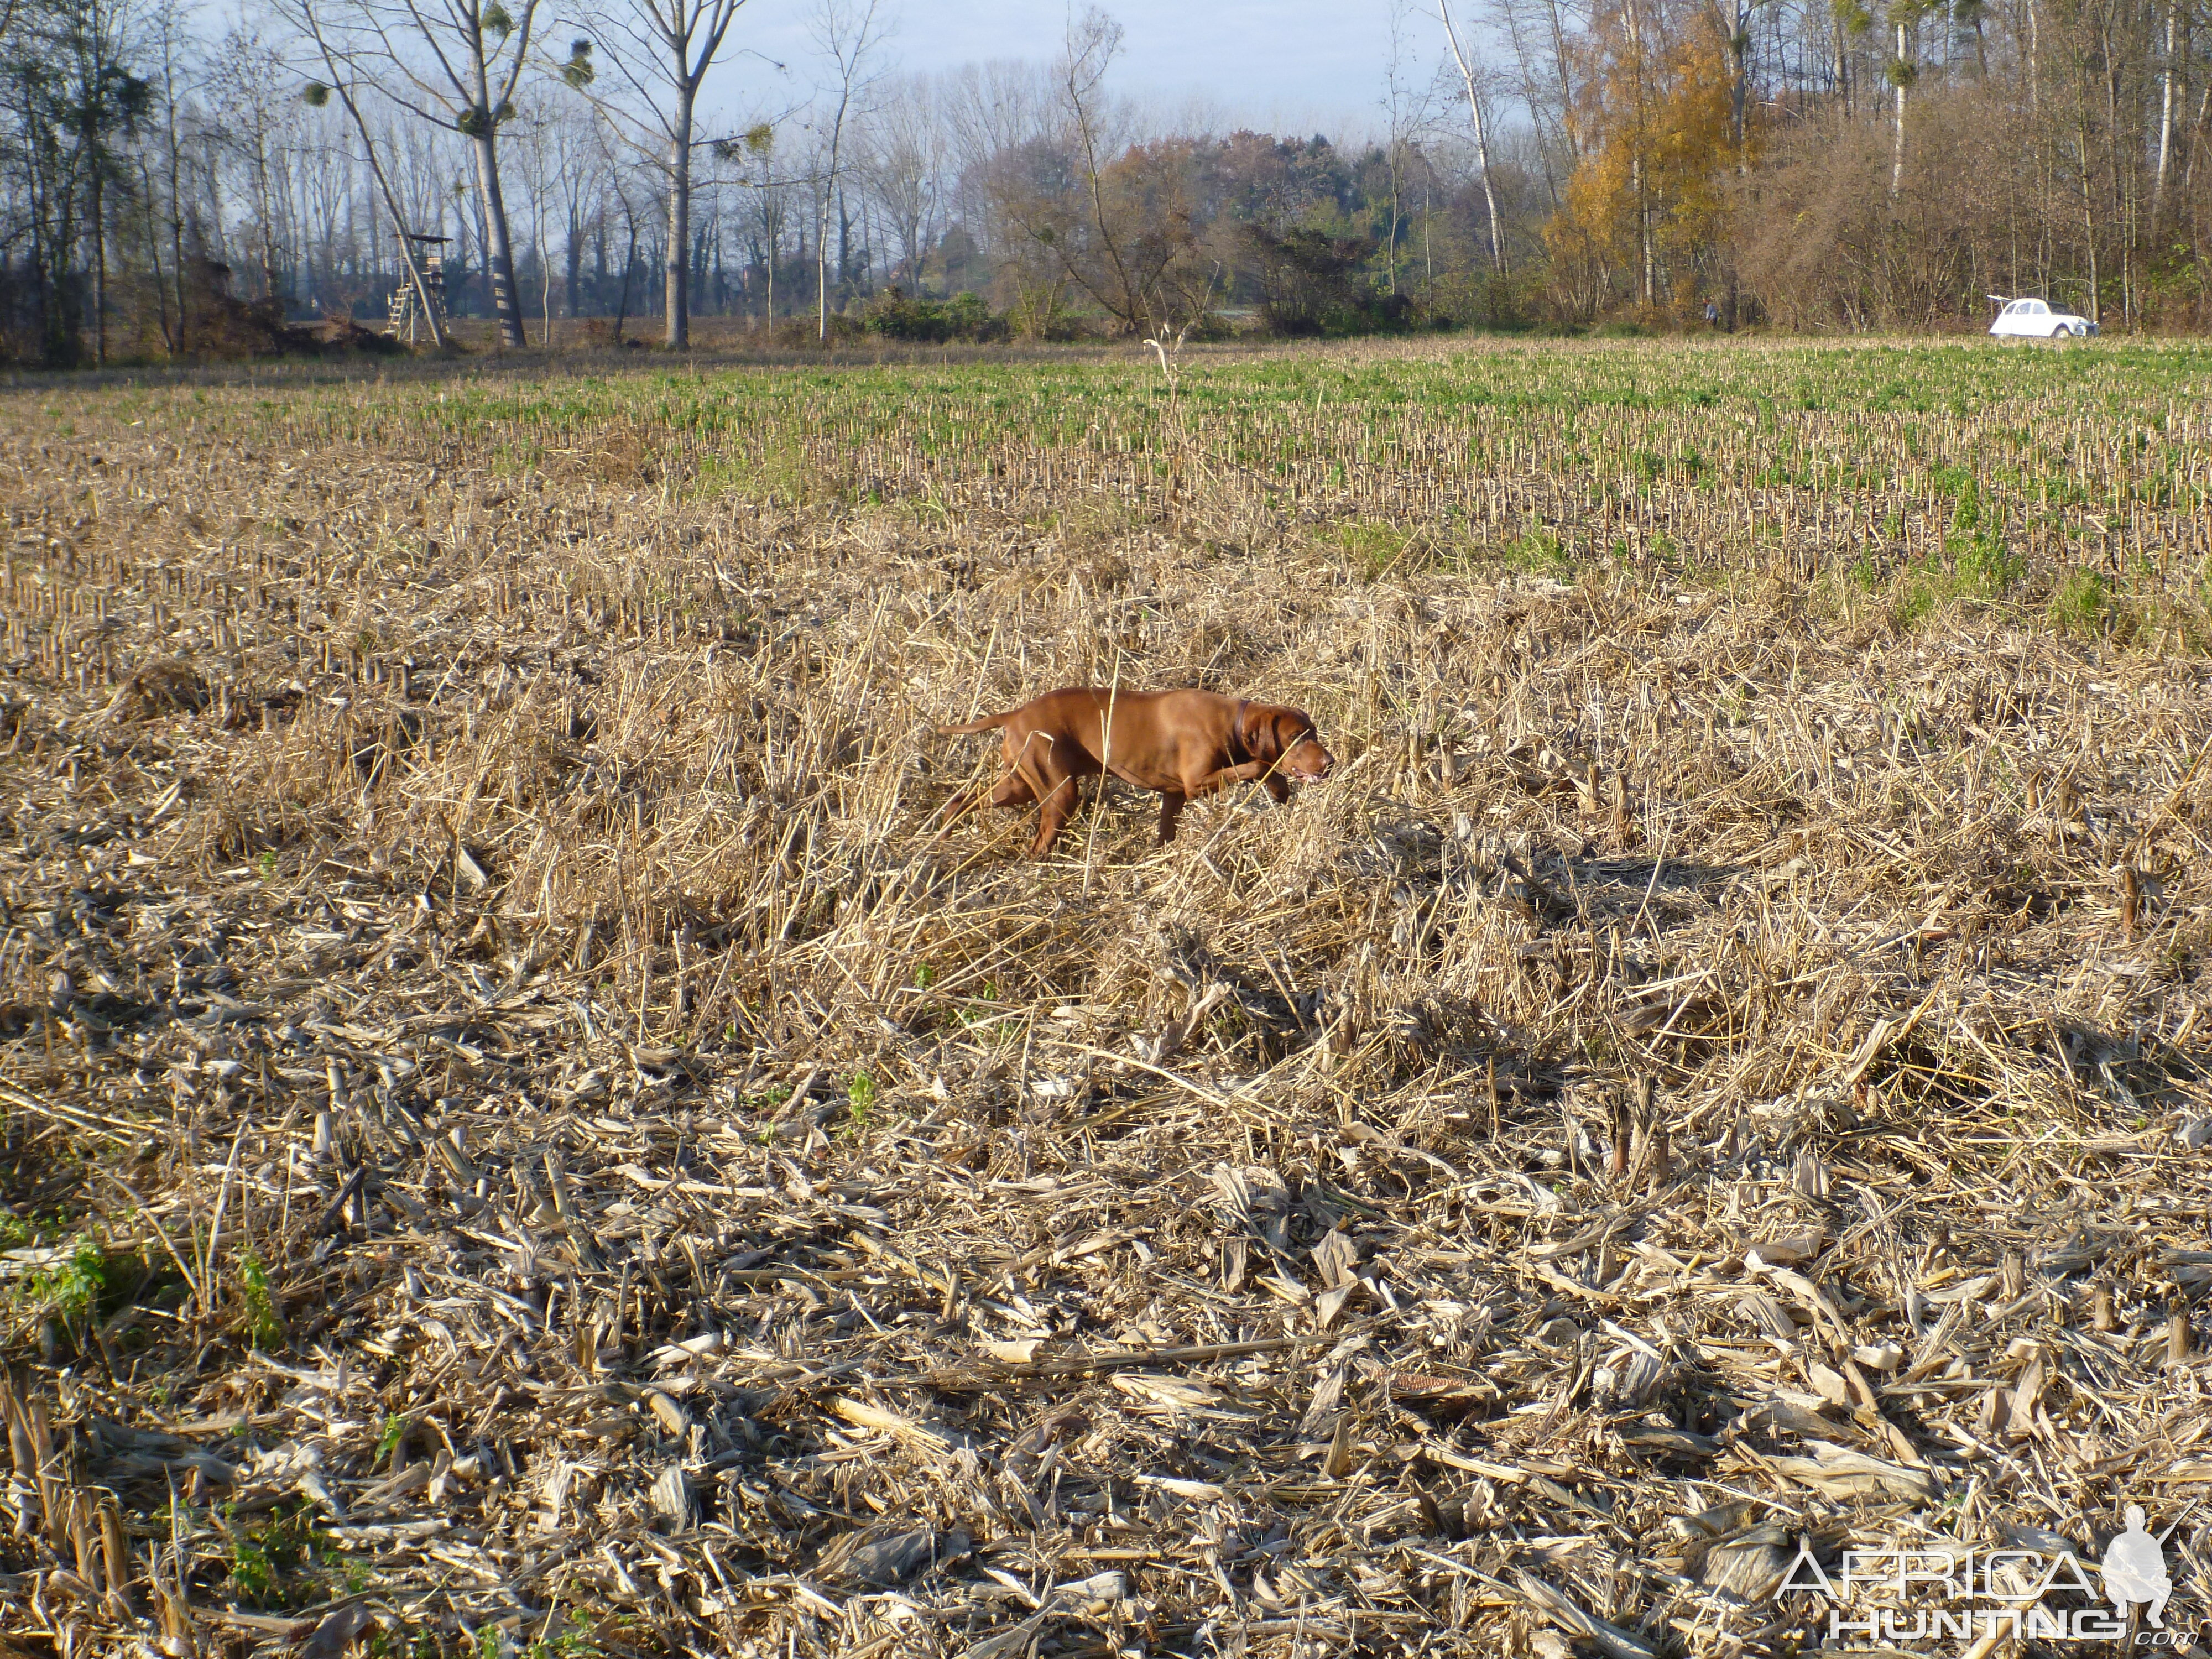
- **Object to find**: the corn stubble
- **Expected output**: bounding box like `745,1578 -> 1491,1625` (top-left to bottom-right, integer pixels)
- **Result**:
4,338 -> 2212,1656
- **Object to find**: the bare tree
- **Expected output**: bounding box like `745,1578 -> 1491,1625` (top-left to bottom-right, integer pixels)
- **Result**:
938,56 -> 1054,281
2151,0 -> 2177,225
544,101 -> 603,317
291,0 -> 451,347
288,0 -> 540,343
805,0 -> 886,338
148,0 -> 193,347
556,0 -> 752,347
594,112 -> 650,338
1056,8 -> 1135,317
2,0 -> 159,364
855,70 -> 937,289
1887,0 -> 1921,198
740,124 -> 787,318
977,12 -> 1215,336
1436,0 -> 1508,273
508,96 -> 559,338
1488,0 -> 1575,207
206,27 -> 297,301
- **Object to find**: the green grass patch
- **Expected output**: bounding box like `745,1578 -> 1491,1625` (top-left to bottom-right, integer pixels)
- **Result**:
2050,567 -> 2111,633
222,1500 -> 345,1610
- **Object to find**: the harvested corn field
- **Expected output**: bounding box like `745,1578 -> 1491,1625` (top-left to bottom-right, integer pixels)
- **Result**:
6,335 -> 2212,1658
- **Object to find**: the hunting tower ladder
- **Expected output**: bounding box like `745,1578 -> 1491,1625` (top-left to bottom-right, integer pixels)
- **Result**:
387,234 -> 451,344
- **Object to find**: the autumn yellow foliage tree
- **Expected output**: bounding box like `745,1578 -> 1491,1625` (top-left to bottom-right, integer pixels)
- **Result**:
1544,0 -> 1745,319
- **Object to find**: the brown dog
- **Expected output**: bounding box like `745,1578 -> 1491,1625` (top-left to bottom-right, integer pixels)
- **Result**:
938,686 -> 1335,858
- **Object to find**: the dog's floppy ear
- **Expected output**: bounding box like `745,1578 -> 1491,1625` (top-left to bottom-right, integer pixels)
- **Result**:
1240,702 -> 1280,762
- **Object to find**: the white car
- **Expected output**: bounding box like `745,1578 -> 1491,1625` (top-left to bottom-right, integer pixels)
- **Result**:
1989,296 -> 2098,340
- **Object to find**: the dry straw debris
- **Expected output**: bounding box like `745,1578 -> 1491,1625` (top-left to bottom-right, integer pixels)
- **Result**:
3,337 -> 2211,1657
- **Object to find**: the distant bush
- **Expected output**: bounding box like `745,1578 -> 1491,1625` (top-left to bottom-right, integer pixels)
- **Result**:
1424,269 -> 1543,331
572,317 -> 646,349
1241,227 -> 1411,337
864,289 -> 1004,342
0,257 -> 409,366
754,312 -> 870,348
1001,281 -> 1093,341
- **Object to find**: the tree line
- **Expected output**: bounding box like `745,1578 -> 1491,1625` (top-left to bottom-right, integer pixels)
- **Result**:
2,0 -> 2207,366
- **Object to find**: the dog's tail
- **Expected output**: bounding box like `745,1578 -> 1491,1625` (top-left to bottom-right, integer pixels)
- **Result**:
937,712 -> 1012,735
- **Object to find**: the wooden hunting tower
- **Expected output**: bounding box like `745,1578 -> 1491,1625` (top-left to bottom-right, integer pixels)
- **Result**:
388,235 -> 451,343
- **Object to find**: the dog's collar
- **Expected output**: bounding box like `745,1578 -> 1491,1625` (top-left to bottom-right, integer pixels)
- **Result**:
1233,698 -> 1252,760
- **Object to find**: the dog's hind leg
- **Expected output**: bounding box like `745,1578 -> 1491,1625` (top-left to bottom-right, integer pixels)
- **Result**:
1026,737 -> 1097,857
937,760 -> 1037,831
1028,773 -> 1087,858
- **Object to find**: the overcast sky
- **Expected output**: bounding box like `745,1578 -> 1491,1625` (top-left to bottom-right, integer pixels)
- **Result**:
731,0 -> 1435,143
